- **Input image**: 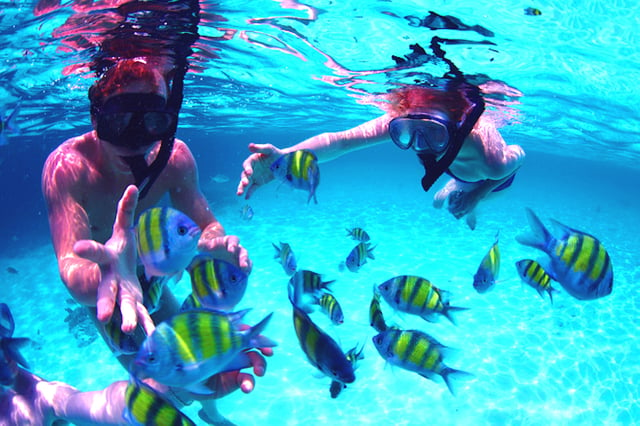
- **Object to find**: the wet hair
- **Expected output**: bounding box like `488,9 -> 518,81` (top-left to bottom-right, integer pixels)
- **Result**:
383,85 -> 467,122
88,59 -> 167,108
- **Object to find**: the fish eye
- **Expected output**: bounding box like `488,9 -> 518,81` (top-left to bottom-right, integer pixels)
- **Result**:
177,225 -> 188,236
146,353 -> 156,363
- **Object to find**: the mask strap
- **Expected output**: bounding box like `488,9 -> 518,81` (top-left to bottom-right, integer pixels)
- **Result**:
132,57 -> 189,200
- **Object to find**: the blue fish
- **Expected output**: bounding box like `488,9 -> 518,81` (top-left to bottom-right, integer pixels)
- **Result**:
345,242 -> 375,273
270,149 -> 320,204
134,309 -> 276,394
183,254 -> 248,311
102,308 -> 145,356
473,231 -> 500,293
314,292 -> 344,325
0,103 -> 20,146
516,208 -> 613,300
287,269 -> 335,312
141,275 -> 168,315
239,204 -> 254,221
273,242 -> 297,276
291,304 -> 355,386
330,343 -> 365,398
136,207 -> 202,278
0,303 -> 31,387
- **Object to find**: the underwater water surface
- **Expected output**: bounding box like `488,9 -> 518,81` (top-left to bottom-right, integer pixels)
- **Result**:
1,0 -> 640,425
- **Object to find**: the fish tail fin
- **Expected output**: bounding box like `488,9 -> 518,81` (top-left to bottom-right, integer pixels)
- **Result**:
441,367 -> 474,396
272,242 -> 281,258
367,244 -> 376,260
548,287 -> 559,305
247,313 -> 278,348
4,337 -> 31,369
516,208 -> 552,251
443,306 -> 469,326
5,103 -> 20,134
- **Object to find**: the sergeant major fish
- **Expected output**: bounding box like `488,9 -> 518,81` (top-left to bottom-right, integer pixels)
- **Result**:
344,242 -> 375,273
134,309 -> 276,394
315,292 -> 344,325
516,208 -> 613,300
473,231 -> 500,293
515,259 -> 557,304
183,254 -> 248,311
345,227 -> 370,242
369,290 -> 388,333
373,328 -> 471,395
124,375 -> 196,426
136,207 -> 201,278
273,242 -> 297,276
287,269 -> 336,312
292,304 -> 355,386
330,343 -> 365,398
378,275 -> 468,325
270,149 -> 320,204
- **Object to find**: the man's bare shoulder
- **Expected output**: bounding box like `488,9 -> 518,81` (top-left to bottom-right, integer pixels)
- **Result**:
167,138 -> 196,170
42,132 -> 96,189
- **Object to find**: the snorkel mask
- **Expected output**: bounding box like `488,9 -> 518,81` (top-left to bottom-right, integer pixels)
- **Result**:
89,59 -> 188,199
389,110 -> 454,155
92,93 -> 178,149
389,80 -> 485,193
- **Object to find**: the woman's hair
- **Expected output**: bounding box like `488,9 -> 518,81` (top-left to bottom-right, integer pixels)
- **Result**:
382,85 -> 469,122
88,58 -> 166,107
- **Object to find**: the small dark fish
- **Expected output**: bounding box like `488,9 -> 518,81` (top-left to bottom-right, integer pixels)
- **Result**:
524,7 -> 542,16
330,343 -> 365,398
516,259 -> 557,304
273,242 -> 297,276
516,208 -> 613,300
473,231 -> 500,293
369,290 -> 388,333
345,242 -> 375,273
345,227 -> 370,242
141,275 -> 168,315
287,270 -> 335,311
240,204 -> 254,221
292,304 -> 354,386
315,292 -> 344,325
0,303 -> 32,387
0,103 -> 20,146
405,11 -> 494,37
6,267 -> 18,274
103,308 -> 144,356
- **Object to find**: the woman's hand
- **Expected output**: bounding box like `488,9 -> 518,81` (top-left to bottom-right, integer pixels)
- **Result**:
72,185 -> 154,335
236,143 -> 284,199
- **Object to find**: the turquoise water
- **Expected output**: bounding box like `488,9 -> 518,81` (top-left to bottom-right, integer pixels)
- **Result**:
2,1 -> 640,425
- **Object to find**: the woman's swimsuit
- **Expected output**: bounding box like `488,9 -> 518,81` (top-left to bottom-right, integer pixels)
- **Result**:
446,170 -> 516,192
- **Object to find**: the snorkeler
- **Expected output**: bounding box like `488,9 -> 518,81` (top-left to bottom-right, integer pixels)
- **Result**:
237,78 -> 525,230
42,58 -> 271,422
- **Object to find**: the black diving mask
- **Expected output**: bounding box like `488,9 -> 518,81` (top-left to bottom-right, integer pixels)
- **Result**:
92,93 -> 178,149
389,112 -> 454,155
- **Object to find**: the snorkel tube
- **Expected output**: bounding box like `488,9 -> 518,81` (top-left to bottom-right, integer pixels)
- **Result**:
127,58 -> 188,200
415,37 -> 486,192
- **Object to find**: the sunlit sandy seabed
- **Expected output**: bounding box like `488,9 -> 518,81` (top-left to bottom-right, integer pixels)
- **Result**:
4,148 -> 640,425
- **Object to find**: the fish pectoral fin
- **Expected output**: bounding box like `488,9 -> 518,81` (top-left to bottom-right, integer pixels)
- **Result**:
221,352 -> 253,373
185,380 -> 216,395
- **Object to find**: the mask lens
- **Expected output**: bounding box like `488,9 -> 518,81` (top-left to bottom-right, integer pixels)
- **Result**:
389,118 -> 417,149
413,120 -> 449,153
144,112 -> 174,135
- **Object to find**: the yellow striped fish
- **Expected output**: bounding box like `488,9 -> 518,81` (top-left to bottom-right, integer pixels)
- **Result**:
377,275 -> 468,324
292,305 -> 354,385
372,328 -> 471,395
123,376 -> 196,426
330,343 -> 365,398
136,207 -> 201,278
516,208 -> 613,300
270,149 -> 320,204
287,269 -> 335,312
103,308 -> 145,356
369,290 -> 388,333
315,292 -> 344,325
134,309 -> 276,393
345,242 -> 375,272
273,242 -> 297,276
184,254 -> 248,311
515,259 -> 557,304
473,231 -> 500,293
345,227 -> 370,242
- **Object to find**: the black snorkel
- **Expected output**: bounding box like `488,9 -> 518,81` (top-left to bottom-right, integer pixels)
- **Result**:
121,58 -> 188,200
414,37 -> 486,192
